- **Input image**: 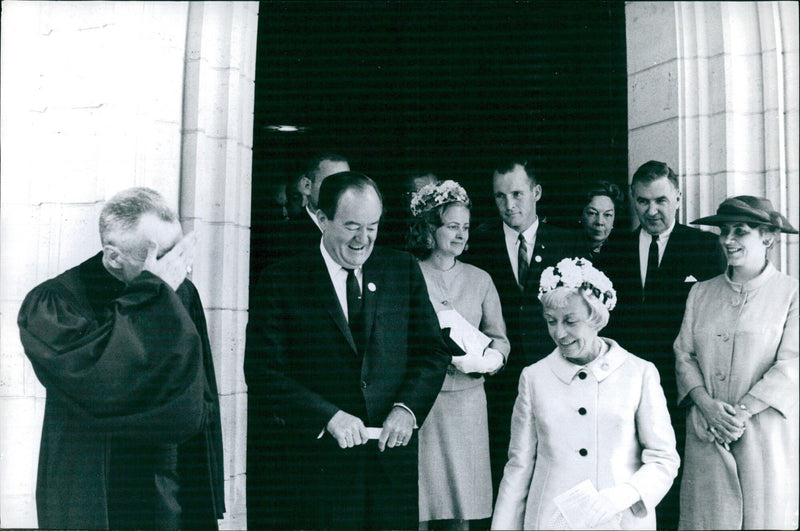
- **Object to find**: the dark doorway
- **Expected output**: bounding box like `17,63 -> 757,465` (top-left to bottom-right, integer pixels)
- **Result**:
251,1 -> 627,269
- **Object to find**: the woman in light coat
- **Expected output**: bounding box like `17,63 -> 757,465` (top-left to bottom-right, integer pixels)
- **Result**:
675,196 -> 799,530
408,180 -> 510,529
492,257 -> 679,530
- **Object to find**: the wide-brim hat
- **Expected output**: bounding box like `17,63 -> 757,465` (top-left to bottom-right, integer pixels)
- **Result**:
691,195 -> 798,234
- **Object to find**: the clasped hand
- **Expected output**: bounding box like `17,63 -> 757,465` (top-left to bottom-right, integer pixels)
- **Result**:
326,407 -> 414,452
698,397 -> 748,445
142,231 -> 197,291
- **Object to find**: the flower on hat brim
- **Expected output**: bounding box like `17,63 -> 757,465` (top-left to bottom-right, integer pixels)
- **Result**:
410,180 -> 471,217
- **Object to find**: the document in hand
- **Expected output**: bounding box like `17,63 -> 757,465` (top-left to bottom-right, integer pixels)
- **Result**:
436,309 -> 491,355
553,480 -> 623,530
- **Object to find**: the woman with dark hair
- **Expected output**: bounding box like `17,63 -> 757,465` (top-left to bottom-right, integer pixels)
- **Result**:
675,196 -> 799,529
578,181 -> 624,264
408,180 -> 510,529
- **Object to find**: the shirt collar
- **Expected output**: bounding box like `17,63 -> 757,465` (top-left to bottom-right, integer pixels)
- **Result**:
503,216 -> 539,246
319,239 -> 360,278
307,204 -> 323,231
640,218 -> 675,244
724,261 -> 777,293
547,338 -> 629,383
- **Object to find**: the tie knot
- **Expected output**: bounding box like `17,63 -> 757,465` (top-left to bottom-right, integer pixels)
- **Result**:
651,233 -> 659,242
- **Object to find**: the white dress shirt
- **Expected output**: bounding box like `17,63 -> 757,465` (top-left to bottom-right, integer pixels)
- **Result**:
503,217 -> 539,284
307,204 -> 323,231
320,240 -> 362,322
638,220 -> 675,288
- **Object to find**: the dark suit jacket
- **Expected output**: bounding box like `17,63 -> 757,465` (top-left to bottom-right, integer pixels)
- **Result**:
603,223 -> 726,404
463,220 -> 581,494
245,246 -> 450,529
465,221 -> 583,368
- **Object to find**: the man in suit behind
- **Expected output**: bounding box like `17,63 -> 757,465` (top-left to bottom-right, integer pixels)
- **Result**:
251,153 -> 351,272
603,160 -> 726,529
465,157 -> 580,497
245,171 -> 450,529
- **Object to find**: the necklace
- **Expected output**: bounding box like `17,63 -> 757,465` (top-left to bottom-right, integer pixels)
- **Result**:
422,260 -> 459,308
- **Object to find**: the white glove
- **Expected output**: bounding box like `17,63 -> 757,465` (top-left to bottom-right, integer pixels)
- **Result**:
450,347 -> 505,375
585,483 -> 640,528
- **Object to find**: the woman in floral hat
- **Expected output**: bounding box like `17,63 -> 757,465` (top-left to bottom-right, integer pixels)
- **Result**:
675,195 -> 799,530
491,257 -> 679,530
408,180 -> 510,530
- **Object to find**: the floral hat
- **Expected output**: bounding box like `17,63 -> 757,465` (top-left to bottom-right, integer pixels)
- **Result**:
538,257 -> 617,311
410,180 -> 471,217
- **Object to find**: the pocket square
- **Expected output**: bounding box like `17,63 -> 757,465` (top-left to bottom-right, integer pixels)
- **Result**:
684,275 -> 698,282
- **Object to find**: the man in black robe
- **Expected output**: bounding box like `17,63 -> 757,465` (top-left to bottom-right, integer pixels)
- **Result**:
17,187 -> 225,529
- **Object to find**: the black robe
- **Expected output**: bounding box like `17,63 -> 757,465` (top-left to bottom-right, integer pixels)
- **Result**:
17,252 -> 225,529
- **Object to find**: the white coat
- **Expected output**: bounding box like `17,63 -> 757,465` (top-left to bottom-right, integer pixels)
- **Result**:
491,339 -> 679,530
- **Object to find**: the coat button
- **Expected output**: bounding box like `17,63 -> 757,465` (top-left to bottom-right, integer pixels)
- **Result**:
716,373 -> 726,381
578,372 -> 587,380
361,381 -> 368,389
578,407 -> 587,415
721,332 -> 730,341
579,448 -> 588,456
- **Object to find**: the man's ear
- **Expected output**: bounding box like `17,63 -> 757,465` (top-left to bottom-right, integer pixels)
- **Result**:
533,184 -> 543,202
300,176 -> 312,195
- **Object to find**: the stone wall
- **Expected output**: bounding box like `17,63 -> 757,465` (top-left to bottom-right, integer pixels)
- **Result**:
0,2 -> 257,527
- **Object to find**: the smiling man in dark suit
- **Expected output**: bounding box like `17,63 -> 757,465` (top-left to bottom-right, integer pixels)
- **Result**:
465,157 -> 580,497
603,160 -> 726,528
245,171 -> 450,530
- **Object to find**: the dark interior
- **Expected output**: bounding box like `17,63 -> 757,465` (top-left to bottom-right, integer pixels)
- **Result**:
251,0 -> 628,260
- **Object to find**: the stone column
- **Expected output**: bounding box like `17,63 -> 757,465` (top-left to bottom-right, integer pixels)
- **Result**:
180,2 -> 257,528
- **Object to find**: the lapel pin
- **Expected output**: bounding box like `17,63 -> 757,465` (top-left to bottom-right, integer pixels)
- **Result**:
367,282 -> 376,292
534,255 -> 542,263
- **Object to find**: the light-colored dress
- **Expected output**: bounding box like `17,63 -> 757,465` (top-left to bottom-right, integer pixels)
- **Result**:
491,339 -> 679,530
417,260 -> 510,521
675,263 -> 799,530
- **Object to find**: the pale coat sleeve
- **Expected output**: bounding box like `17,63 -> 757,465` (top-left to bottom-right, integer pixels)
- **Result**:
740,283 -> 799,417
674,282 -> 705,405
491,369 -> 537,530
627,362 -> 680,516
480,274 -> 510,358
